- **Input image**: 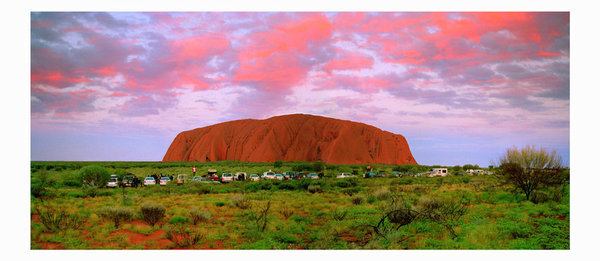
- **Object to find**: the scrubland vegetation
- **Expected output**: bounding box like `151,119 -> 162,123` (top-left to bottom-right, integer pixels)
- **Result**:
30,161 -> 569,249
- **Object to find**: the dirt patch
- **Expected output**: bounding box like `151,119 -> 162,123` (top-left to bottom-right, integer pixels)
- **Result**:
110,229 -> 171,249
31,214 -> 40,224
196,239 -> 226,249
126,219 -> 149,227
38,242 -> 65,249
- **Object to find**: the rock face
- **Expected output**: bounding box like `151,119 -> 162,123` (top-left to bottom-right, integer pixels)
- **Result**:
162,114 -> 418,165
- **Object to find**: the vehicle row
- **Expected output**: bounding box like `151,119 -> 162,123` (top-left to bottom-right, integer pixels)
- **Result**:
107,169 -> 447,187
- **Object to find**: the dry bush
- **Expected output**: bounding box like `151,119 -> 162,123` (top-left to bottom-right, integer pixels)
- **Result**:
308,184 -> 322,193
190,208 -> 212,225
279,206 -> 294,220
140,201 -> 166,226
231,194 -> 251,209
98,206 -> 134,228
351,195 -> 366,205
36,207 -> 84,232
375,188 -> 391,201
332,208 -> 348,221
417,196 -> 469,239
248,200 -> 271,232
164,224 -> 204,247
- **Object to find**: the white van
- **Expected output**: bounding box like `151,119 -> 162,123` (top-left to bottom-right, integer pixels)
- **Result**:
429,168 -> 448,177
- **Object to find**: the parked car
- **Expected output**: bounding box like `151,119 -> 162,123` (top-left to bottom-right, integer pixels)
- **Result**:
191,176 -> 217,184
107,177 -> 119,188
221,173 -> 234,183
177,174 -> 187,185
249,174 -> 260,181
307,173 -> 319,179
262,171 -> 276,180
274,173 -> 284,180
207,169 -> 219,182
336,172 -> 354,178
391,171 -> 402,178
121,175 -> 136,187
235,172 -> 247,181
143,177 -> 156,186
283,171 -> 295,180
159,176 -> 171,186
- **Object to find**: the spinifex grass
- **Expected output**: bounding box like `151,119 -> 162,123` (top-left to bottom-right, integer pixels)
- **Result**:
30,161 -> 569,249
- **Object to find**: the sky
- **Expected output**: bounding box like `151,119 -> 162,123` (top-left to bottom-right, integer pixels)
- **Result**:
30,12 -> 570,166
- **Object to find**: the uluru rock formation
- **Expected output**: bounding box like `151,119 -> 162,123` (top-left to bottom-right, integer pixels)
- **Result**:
162,114 -> 418,165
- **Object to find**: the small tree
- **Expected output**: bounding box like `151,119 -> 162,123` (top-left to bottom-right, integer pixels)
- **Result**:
78,165 -> 110,187
497,145 -> 564,201
98,206 -> 134,228
140,202 -> 166,226
312,160 -> 325,172
462,164 -> 475,170
273,161 -> 283,168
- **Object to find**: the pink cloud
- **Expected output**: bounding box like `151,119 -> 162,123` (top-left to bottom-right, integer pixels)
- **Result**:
322,52 -> 374,72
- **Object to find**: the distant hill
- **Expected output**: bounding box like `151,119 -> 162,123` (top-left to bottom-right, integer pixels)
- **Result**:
163,114 -> 418,165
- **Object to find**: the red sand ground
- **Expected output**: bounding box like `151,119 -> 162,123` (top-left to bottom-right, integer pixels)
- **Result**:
109,229 -> 171,249
163,114 -> 417,165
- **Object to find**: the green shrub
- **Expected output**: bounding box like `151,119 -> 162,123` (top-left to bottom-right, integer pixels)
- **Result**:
398,177 -> 414,185
351,195 -> 366,205
81,185 -> 98,198
341,187 -> 361,196
296,178 -> 312,190
274,161 -> 283,168
216,202 -> 226,207
243,182 -> 261,192
197,185 -> 212,194
278,182 -> 297,190
272,231 -> 300,244
461,176 -> 470,184
529,217 -> 569,249
531,191 -> 550,204
331,208 -> 348,221
66,191 -> 86,198
62,180 -> 82,188
140,201 -> 166,226
98,206 -> 134,228
190,208 -> 212,224
335,179 -> 352,188
77,165 -> 110,187
169,215 -> 189,224
497,219 -> 533,239
260,182 -> 273,190
308,184 -> 322,193
367,195 -> 377,204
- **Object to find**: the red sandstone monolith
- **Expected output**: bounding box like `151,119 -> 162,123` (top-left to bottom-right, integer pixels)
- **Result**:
162,114 -> 417,165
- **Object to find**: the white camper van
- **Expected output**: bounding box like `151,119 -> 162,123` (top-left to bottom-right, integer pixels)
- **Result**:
429,168 -> 448,177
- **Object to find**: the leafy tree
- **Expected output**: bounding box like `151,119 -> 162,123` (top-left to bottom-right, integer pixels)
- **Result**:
451,165 -> 462,172
78,165 -> 110,187
393,164 -> 415,173
273,161 -> 283,168
113,169 -> 128,179
312,160 -> 325,172
497,145 -> 564,201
